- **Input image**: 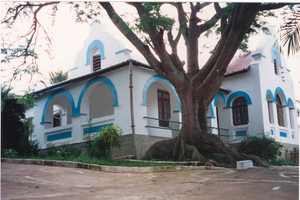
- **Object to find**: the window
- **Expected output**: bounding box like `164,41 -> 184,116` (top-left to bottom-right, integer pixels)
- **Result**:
93,54 -> 101,71
276,95 -> 285,127
158,90 -> 170,127
232,97 -> 249,126
274,52 -> 280,76
274,59 -> 278,75
53,110 -> 61,127
267,101 -> 274,124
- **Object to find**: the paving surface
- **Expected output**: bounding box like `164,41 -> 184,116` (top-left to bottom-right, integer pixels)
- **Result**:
1,162 -> 299,200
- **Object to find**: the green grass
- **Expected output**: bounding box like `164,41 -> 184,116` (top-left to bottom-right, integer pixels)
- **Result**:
5,154 -> 183,167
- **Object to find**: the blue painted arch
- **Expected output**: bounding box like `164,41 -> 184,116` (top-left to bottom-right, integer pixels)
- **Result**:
142,75 -> 181,112
73,76 -> 118,117
271,44 -> 282,67
266,89 -> 274,101
214,93 -> 226,107
287,98 -> 295,109
274,87 -> 287,105
225,91 -> 252,108
41,89 -> 76,124
86,40 -> 105,65
207,104 -> 215,119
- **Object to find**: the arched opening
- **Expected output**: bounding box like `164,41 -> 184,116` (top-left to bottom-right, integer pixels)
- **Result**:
232,96 -> 249,126
145,80 -> 180,137
274,51 -> 280,75
267,93 -> 274,124
288,101 -> 294,129
91,47 -> 101,71
276,94 -> 285,127
44,94 -> 72,129
89,83 -> 114,119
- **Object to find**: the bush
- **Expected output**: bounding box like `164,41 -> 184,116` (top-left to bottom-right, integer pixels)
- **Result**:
90,125 -> 123,159
2,149 -> 18,158
238,135 -> 283,161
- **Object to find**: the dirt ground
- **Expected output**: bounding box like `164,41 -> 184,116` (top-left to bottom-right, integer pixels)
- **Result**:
1,162 -> 299,200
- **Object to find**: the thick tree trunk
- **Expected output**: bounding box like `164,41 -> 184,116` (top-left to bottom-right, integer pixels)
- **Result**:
144,90 -> 264,167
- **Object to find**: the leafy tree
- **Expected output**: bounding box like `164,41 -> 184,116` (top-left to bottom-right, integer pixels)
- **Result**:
1,2 -> 291,166
279,4 -> 300,56
49,70 -> 69,85
1,87 -> 39,156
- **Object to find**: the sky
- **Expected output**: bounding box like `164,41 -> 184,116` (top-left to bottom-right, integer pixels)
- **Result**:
1,2 -> 299,105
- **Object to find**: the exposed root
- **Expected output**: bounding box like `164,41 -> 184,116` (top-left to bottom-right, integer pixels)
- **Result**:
143,129 -> 264,167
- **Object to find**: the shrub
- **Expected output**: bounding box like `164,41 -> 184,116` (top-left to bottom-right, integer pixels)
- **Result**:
238,135 -> 283,161
90,125 -> 123,159
2,149 -> 18,158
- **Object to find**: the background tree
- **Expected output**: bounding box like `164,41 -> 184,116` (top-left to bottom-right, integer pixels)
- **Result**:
279,4 -> 300,56
49,70 -> 69,85
1,2 -> 292,166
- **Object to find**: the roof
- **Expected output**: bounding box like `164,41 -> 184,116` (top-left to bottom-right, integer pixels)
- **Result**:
225,52 -> 254,77
34,59 -> 152,96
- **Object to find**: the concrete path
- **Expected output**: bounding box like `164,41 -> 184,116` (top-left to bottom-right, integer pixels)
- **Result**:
1,163 -> 299,200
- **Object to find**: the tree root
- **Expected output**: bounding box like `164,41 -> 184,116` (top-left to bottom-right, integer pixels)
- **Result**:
143,133 -> 265,168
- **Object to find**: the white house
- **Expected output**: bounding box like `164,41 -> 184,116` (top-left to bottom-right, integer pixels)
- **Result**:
26,21 -> 299,159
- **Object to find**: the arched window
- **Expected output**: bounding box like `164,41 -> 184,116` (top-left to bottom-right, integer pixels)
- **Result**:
267,93 -> 274,124
93,54 -> 101,71
232,97 -> 249,126
274,52 -> 280,75
276,95 -> 285,127
289,101 -> 294,129
53,105 -> 62,127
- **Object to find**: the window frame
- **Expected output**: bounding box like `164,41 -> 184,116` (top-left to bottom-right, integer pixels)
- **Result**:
232,96 -> 249,126
157,90 -> 171,127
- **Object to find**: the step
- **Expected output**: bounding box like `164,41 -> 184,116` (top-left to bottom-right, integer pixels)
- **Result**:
236,160 -> 253,170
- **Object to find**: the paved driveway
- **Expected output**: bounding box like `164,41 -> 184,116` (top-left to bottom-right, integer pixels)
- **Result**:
1,162 -> 299,200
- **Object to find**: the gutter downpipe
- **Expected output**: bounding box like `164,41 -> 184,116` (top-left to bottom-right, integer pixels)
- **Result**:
129,60 -> 137,159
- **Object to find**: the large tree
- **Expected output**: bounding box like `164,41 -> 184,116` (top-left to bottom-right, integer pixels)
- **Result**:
1,2 -> 292,166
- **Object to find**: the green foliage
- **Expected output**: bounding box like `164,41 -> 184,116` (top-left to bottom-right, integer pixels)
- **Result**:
90,125 -> 123,159
2,149 -> 18,158
82,118 -> 96,153
231,147 -> 238,153
49,70 -> 68,85
238,135 -> 283,161
43,142 -> 82,160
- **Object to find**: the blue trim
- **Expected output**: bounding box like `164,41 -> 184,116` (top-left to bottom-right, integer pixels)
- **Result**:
86,40 -> 105,65
252,53 -> 266,58
47,131 -> 72,141
271,129 -> 274,135
274,87 -> 287,105
225,91 -> 252,108
266,89 -> 274,101
61,113 -> 65,116
70,113 -> 87,117
286,69 -> 291,72
209,104 -> 215,118
214,93 -> 226,107
40,121 -> 51,125
271,44 -> 282,67
236,130 -> 247,136
173,110 -> 180,113
280,131 -> 287,138
83,123 -> 113,134
74,76 -> 118,116
292,134 -> 294,139
69,67 -> 78,71
287,98 -> 295,109
41,89 -> 75,124
142,75 -> 181,112
115,48 -> 132,54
